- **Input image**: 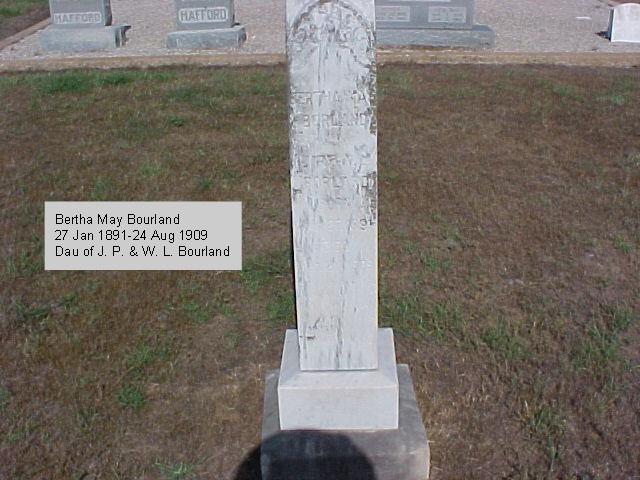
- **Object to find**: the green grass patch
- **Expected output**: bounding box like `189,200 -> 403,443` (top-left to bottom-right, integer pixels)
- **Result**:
117,385 -> 146,410
0,386 -> 10,412
572,304 -> 636,371
381,293 -> 466,342
266,290 -> 295,326
155,460 -> 196,480
241,248 -> 291,294
613,234 -> 633,254
481,320 -> 526,360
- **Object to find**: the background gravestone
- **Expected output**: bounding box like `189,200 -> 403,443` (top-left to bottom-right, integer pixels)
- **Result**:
608,3 -> 640,43
49,0 -> 112,28
167,0 -> 246,49
376,0 -> 494,49
376,0 -> 473,30
261,0 -> 429,478
40,0 -> 129,52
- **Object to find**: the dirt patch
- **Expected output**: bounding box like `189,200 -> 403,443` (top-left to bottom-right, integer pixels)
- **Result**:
0,5 -> 48,40
0,65 -> 638,479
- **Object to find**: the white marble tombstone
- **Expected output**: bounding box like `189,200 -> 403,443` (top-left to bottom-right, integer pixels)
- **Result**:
609,3 -> 640,43
276,0 -> 399,431
262,2 -> 430,477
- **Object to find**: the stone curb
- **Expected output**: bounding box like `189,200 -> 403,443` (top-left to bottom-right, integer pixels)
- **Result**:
0,17 -> 50,52
0,50 -> 639,73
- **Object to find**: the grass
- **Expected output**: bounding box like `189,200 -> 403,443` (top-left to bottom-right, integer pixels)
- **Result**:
117,385 -> 146,410
0,64 -> 639,479
154,460 -> 197,480
0,0 -> 45,18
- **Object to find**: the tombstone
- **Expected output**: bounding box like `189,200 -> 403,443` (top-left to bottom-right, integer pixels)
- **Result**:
260,1 -> 430,478
608,3 -> 640,43
376,0 -> 494,49
167,0 -> 246,49
39,0 -> 129,52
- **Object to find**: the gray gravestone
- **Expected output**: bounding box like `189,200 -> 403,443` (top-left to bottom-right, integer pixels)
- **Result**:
608,3 -> 640,43
167,0 -> 245,48
49,0 -> 112,28
175,0 -> 234,30
376,0 -> 494,48
376,0 -> 473,30
40,0 -> 129,52
261,0 -> 429,478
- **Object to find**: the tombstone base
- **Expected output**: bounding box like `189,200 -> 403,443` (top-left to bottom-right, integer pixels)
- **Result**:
166,25 -> 246,49
378,24 -> 494,49
277,328 -> 399,430
39,25 -> 130,52
261,364 -> 429,480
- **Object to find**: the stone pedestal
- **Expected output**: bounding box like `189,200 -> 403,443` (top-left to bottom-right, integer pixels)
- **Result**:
39,24 -> 129,52
166,25 -> 246,49
378,24 -> 495,49
263,365 -> 430,480
278,329 -> 399,430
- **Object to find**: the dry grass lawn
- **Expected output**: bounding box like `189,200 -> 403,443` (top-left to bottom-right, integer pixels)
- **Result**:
0,64 -> 639,479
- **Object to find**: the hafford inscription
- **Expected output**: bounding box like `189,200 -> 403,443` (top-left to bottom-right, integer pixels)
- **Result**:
175,0 -> 235,30
49,0 -> 112,27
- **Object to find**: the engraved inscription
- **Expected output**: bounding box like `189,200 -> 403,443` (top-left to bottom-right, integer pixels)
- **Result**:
53,11 -> 102,24
428,5 -> 467,23
178,6 -> 228,23
376,5 -> 411,22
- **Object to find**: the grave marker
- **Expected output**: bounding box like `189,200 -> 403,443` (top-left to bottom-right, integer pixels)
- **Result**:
376,0 -> 473,30
261,0 -> 430,478
40,0 -> 129,52
49,0 -> 112,28
167,0 -> 246,49
375,0 -> 494,48
608,3 -> 640,43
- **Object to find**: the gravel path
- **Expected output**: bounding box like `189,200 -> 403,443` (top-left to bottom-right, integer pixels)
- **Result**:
0,0 -> 639,62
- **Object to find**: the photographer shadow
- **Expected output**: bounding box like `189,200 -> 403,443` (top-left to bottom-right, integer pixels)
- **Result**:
234,431 -> 377,480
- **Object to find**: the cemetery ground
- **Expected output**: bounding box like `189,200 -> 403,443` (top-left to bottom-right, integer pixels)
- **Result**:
1,63 -> 639,479
0,0 -> 47,40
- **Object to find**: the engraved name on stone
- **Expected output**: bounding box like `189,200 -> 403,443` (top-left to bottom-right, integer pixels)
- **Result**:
428,5 -> 466,23
376,5 -> 411,22
287,0 -> 378,371
178,6 -> 228,23
175,0 -> 234,30
49,0 -> 112,27
53,11 -> 102,24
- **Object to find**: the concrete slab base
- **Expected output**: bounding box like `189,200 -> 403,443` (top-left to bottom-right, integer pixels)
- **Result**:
378,24 -> 495,49
39,25 -> 130,52
262,364 -> 430,480
166,25 -> 246,49
278,328 -> 399,430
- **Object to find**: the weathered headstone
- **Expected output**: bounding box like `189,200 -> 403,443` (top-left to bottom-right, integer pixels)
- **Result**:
608,3 -> 640,43
261,0 -> 429,478
167,0 -> 246,49
376,0 -> 473,30
49,0 -> 112,28
40,0 -> 129,52
376,0 -> 494,48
